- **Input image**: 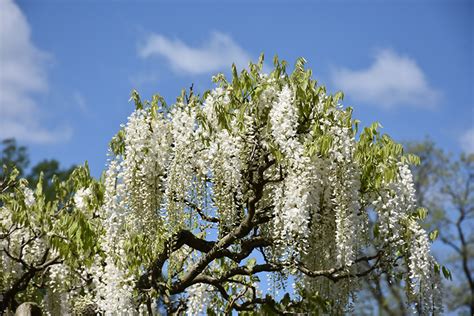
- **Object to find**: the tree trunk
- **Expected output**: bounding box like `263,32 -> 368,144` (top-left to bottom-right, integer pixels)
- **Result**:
14,303 -> 42,316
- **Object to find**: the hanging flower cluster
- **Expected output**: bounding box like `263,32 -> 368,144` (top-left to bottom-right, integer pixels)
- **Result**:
186,283 -> 212,315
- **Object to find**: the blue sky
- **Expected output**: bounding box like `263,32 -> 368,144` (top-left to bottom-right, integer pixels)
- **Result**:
0,0 -> 472,177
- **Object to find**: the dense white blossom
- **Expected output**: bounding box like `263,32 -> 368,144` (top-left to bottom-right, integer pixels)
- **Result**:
269,86 -> 313,257
23,187 -> 35,207
373,163 -> 418,249
272,170 -> 312,257
74,187 -> 92,210
208,128 -> 244,223
94,256 -> 135,314
186,283 -> 211,315
163,106 -> 198,230
332,162 -> 362,266
270,85 -> 303,161
407,219 -> 442,314
94,156 -> 137,312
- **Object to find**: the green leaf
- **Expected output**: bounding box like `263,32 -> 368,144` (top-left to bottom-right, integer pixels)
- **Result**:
429,229 -> 439,241
129,89 -> 143,110
334,91 -> 344,102
281,293 -> 291,305
247,258 -> 257,269
9,167 -> 19,182
373,225 -> 380,238
433,262 -> 440,275
295,57 -> 307,72
258,53 -> 265,70
415,207 -> 428,220
35,172 -> 44,196
442,265 -> 452,280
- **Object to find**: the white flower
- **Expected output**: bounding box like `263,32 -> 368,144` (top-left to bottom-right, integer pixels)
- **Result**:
186,283 -> 211,315
23,187 -> 35,207
74,187 -> 92,210
270,85 -> 303,160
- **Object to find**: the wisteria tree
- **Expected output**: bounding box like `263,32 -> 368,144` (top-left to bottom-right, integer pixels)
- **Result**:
0,164 -> 103,313
1,57 -> 446,314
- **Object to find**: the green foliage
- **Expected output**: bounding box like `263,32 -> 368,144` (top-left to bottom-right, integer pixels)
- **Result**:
1,139 -> 75,201
0,160 -> 103,311
355,123 -> 411,192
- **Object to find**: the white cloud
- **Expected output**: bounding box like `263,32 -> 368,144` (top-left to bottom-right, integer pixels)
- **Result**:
0,121 -> 71,144
137,31 -> 252,75
331,49 -> 440,109
73,91 -> 88,113
0,0 -> 70,143
460,128 -> 474,154
129,72 -> 160,87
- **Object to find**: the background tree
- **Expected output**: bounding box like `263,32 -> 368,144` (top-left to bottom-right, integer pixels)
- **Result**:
439,153 -> 474,315
0,139 -> 29,177
406,141 -> 473,315
0,139 -> 75,201
405,140 -> 448,208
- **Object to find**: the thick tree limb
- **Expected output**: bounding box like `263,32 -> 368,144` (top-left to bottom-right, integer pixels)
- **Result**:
0,247 -> 61,311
